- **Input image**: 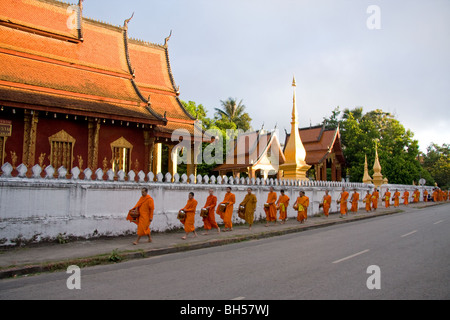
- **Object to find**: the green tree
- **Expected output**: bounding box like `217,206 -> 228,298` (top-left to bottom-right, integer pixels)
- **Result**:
326,107 -> 425,184
214,97 -> 252,131
421,143 -> 450,189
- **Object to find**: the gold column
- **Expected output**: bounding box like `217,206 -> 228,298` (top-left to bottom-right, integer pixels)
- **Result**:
22,110 -> 39,167
152,142 -> 162,174
88,119 -> 100,170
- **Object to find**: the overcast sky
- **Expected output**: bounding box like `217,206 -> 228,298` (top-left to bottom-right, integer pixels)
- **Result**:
83,0 -> 450,152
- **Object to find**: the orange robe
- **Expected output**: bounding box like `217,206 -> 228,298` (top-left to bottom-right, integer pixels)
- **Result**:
402,191 -> 409,205
264,191 -> 277,222
127,194 -> 154,236
339,191 -> 349,215
372,191 -> 379,209
350,192 -> 359,212
433,190 -> 438,202
412,190 -> 420,203
363,194 -> 372,212
423,190 -> 428,202
240,193 -> 257,225
393,192 -> 400,207
277,194 -> 290,221
181,198 -> 198,233
295,196 -> 309,222
217,192 -> 235,229
322,195 -> 332,216
384,192 -> 391,208
203,195 -> 218,230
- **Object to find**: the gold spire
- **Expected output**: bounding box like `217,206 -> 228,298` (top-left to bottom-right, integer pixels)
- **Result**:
280,76 -> 310,180
362,154 -> 372,184
371,139 -> 385,187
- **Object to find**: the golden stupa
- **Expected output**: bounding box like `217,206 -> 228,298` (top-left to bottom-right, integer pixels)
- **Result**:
280,76 -> 311,180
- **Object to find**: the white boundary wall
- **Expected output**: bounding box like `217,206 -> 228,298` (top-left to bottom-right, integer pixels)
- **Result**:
0,163 -> 433,245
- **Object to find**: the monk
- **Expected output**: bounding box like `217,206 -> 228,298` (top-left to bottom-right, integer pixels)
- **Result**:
432,188 -> 439,202
322,189 -> 332,217
423,189 -> 428,202
393,189 -> 400,207
294,191 -> 309,223
412,189 -> 420,203
239,187 -> 257,230
217,187 -> 235,231
277,189 -> 290,224
338,187 -> 349,217
402,190 -> 410,206
372,188 -> 379,211
202,188 -> 220,235
363,191 -> 372,212
383,188 -> 391,208
350,189 -> 359,213
180,192 -> 198,240
127,187 -> 154,245
264,186 -> 278,227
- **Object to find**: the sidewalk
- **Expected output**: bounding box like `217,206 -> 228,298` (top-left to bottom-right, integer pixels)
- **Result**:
0,201 -> 445,279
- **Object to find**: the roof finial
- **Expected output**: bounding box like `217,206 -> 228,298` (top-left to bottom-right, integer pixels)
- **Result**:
123,12 -> 134,31
164,30 -> 172,47
292,75 -> 296,87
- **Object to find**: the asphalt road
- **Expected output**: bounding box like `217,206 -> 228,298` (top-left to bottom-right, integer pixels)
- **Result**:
1,204 -> 449,300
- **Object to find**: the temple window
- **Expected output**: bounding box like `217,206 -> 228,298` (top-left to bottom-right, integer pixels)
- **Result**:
48,130 -> 75,169
110,137 -> 133,172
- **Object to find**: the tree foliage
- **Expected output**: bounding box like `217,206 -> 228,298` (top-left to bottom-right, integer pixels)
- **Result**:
322,107 -> 430,184
421,143 -> 450,189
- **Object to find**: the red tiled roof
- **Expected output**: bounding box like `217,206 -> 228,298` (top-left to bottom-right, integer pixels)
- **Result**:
284,125 -> 345,165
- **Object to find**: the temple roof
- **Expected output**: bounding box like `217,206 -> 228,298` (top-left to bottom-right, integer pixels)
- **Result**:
284,125 -> 345,165
215,130 -> 286,172
0,0 -> 197,133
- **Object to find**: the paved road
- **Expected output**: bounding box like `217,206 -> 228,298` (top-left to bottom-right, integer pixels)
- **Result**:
1,204 -> 449,300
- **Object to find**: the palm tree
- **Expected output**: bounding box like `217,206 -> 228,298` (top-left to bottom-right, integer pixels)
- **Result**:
214,97 -> 252,131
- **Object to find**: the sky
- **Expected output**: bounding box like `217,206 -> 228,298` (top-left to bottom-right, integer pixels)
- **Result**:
83,0 -> 450,152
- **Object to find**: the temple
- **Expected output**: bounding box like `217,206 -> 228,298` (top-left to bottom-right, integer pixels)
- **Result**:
0,0 -> 203,178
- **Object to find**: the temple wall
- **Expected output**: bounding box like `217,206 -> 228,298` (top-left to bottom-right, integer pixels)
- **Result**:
0,162 -> 433,246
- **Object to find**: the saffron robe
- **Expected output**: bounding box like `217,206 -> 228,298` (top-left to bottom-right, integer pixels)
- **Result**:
277,194 -> 290,221
295,196 -> 309,222
322,195 -> 332,216
181,198 -> 198,233
264,191 -> 277,222
372,191 -> 379,209
384,191 -> 391,208
339,191 -> 349,215
393,191 -> 400,207
412,190 -> 420,203
402,191 -> 409,205
217,192 -> 235,229
423,190 -> 428,202
240,193 -> 257,225
363,194 -> 372,212
350,192 -> 359,212
127,194 -> 154,236
203,195 -> 218,230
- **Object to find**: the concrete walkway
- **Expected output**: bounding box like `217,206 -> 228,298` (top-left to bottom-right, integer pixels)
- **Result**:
0,201 -> 445,279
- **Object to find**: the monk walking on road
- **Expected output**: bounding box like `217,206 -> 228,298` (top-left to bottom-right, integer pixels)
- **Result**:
277,189 -> 290,224
383,188 -> 391,208
264,187 -> 278,227
180,192 -> 198,240
338,187 -> 349,218
294,191 -> 309,224
350,189 -> 359,213
322,190 -> 332,217
239,187 -> 257,230
372,188 -> 379,211
218,187 -> 235,232
202,189 -> 220,235
127,187 -> 154,245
